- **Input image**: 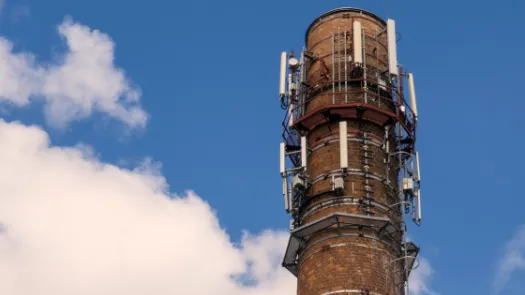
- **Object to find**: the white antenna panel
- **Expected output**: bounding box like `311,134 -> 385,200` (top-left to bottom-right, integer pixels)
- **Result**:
301,136 -> 307,169
288,73 -> 293,97
416,189 -> 422,221
408,73 -> 419,118
279,52 -> 287,98
339,121 -> 348,169
387,19 -> 398,76
280,142 -> 285,174
283,177 -> 289,211
287,182 -> 292,211
288,104 -> 294,127
416,151 -> 421,181
353,21 -> 363,64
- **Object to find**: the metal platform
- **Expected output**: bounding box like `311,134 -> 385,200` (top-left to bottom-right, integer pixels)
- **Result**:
282,212 -> 401,276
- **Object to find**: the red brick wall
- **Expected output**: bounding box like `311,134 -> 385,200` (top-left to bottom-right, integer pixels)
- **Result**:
296,9 -> 405,295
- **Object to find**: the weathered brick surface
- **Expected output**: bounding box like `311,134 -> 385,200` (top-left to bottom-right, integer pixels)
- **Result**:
296,9 -> 404,295
307,17 -> 389,85
298,236 -> 403,295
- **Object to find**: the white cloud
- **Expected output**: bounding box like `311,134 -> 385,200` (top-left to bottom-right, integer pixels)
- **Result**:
0,38 -> 42,105
0,119 -> 294,295
0,18 -> 147,129
409,257 -> 438,295
493,225 -> 525,294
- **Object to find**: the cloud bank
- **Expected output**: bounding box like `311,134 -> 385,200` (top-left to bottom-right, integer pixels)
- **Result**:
0,120 -> 294,295
0,18 -> 147,129
494,225 -> 525,293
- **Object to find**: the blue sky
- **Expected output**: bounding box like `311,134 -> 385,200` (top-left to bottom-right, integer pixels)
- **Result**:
1,0 -> 525,294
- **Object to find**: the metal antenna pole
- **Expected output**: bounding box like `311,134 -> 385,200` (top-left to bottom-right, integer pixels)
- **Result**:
345,30 -> 348,103
332,33 -> 335,104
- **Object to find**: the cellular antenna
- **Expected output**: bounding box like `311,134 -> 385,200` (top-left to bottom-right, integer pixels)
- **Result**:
279,52 -> 287,100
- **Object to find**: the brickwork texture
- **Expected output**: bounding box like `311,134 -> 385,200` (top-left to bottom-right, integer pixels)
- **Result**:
296,9 -> 405,295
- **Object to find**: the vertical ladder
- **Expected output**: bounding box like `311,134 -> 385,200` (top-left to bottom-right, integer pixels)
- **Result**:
358,129 -> 376,215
